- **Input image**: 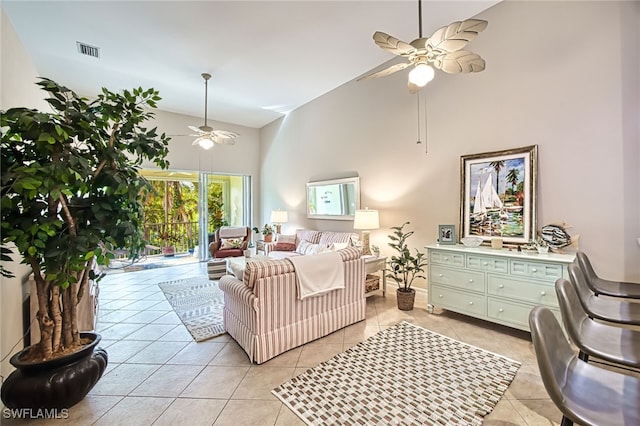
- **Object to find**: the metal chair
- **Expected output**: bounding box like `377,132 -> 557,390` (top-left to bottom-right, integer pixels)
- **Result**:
567,262 -> 640,326
555,277 -> 640,369
575,251 -> 640,299
529,306 -> 640,426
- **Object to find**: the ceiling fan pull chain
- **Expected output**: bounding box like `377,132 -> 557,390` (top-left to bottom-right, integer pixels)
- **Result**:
424,91 -> 428,155
416,92 -> 422,146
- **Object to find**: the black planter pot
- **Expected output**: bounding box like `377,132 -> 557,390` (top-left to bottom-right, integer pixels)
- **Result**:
1,332 -> 108,409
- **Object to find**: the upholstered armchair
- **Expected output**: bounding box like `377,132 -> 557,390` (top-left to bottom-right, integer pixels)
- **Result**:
209,226 -> 251,258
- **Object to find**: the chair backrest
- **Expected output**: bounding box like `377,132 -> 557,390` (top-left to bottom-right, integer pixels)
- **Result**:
567,262 -> 596,311
555,278 -> 589,346
528,306 -> 576,411
216,226 -> 249,240
575,252 -> 599,291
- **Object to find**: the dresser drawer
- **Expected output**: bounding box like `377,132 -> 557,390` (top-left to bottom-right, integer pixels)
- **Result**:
430,250 -> 465,267
510,259 -> 564,282
488,298 -> 561,331
430,265 -> 485,293
467,255 -> 509,274
488,275 -> 558,308
430,284 -> 486,317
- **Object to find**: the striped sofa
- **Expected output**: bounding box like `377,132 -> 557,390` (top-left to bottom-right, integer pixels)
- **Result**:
219,246 -> 366,364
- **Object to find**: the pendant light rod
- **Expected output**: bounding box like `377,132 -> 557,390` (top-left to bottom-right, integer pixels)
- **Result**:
202,72 -> 211,127
418,0 -> 422,38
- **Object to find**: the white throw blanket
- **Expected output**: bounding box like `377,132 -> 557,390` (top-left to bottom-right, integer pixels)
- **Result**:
288,251 -> 345,300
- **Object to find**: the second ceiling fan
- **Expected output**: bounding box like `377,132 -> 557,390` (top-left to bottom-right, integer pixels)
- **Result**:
189,72 -> 239,150
358,0 -> 488,92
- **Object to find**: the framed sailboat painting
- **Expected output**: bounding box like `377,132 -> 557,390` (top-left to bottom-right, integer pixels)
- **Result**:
459,145 -> 538,245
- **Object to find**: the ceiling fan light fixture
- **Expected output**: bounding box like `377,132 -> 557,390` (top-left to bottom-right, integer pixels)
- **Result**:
408,63 -> 434,87
195,136 -> 215,150
187,72 -> 239,149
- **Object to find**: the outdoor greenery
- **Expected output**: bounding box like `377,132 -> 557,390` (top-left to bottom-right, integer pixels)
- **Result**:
0,78 -> 170,359
142,179 -> 228,249
386,222 -> 428,292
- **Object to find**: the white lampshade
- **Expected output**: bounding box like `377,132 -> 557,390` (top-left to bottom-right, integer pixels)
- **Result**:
353,209 -> 380,230
408,63 -> 435,87
270,210 -> 288,224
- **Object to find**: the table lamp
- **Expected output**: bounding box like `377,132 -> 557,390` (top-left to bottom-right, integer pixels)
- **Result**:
270,210 -> 288,235
353,208 -> 379,256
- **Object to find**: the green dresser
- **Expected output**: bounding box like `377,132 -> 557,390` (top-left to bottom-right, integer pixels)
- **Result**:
426,244 -> 575,331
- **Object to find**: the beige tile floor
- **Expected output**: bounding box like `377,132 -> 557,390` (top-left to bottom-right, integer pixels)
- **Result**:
4,262 -> 568,425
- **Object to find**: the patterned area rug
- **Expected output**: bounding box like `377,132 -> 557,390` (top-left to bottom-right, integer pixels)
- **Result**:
158,276 -> 225,342
272,321 -> 520,425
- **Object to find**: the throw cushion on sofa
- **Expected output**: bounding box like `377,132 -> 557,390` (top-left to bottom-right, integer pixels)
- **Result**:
221,238 -> 243,249
273,242 -> 296,251
276,234 -> 297,245
318,231 -> 356,246
296,229 -> 321,244
297,240 -> 326,255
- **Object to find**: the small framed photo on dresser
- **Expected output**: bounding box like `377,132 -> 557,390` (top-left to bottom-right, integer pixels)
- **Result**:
438,225 -> 456,245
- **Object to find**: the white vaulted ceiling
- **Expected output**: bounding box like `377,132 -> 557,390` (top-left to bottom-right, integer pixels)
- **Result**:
2,1 -> 499,128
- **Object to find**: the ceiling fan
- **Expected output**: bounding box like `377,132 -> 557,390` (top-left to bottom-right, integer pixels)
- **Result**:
188,72 -> 239,149
358,0 -> 487,92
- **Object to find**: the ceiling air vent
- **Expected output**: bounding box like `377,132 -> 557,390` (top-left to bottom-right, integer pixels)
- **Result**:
76,41 -> 100,58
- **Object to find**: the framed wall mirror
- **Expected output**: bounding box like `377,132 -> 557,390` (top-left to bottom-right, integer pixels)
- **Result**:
306,177 -> 360,220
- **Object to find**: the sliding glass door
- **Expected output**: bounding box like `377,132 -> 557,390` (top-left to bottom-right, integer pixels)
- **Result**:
141,170 -> 252,261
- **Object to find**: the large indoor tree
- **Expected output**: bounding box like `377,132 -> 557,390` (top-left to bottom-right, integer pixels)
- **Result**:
1,78 -> 170,360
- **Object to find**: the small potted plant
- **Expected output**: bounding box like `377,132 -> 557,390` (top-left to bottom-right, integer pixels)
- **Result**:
386,222 -> 428,311
159,228 -> 179,257
252,224 -> 275,242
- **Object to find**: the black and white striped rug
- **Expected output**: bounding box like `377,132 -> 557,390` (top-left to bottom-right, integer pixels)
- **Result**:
273,321 -> 520,425
158,276 -> 226,342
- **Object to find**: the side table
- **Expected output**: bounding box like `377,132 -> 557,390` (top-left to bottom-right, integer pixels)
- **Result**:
256,240 -> 266,255
364,256 -> 387,297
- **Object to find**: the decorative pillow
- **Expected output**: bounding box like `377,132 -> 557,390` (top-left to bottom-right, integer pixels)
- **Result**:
318,231 -> 355,246
330,242 -> 349,251
296,229 -> 321,244
221,238 -> 243,249
296,240 -> 327,255
272,242 -> 296,251
276,234 -> 297,245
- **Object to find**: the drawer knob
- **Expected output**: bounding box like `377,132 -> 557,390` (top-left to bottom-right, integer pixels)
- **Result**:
438,294 -> 443,298
499,308 -> 504,313
468,301 -> 474,305
468,279 -> 474,283
483,262 -> 488,266
438,274 -> 444,277
532,268 -> 538,272
498,284 -> 504,289
540,291 -> 546,296
444,257 -> 449,260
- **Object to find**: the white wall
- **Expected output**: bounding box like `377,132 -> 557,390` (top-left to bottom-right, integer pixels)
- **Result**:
259,1 -> 640,285
0,10 -> 45,382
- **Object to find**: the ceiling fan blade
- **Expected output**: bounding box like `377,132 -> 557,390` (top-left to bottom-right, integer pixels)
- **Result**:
427,19 -> 488,53
373,32 -> 415,56
357,62 -> 411,81
214,137 -> 236,146
212,130 -> 240,139
188,125 -> 204,134
432,51 -> 486,74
